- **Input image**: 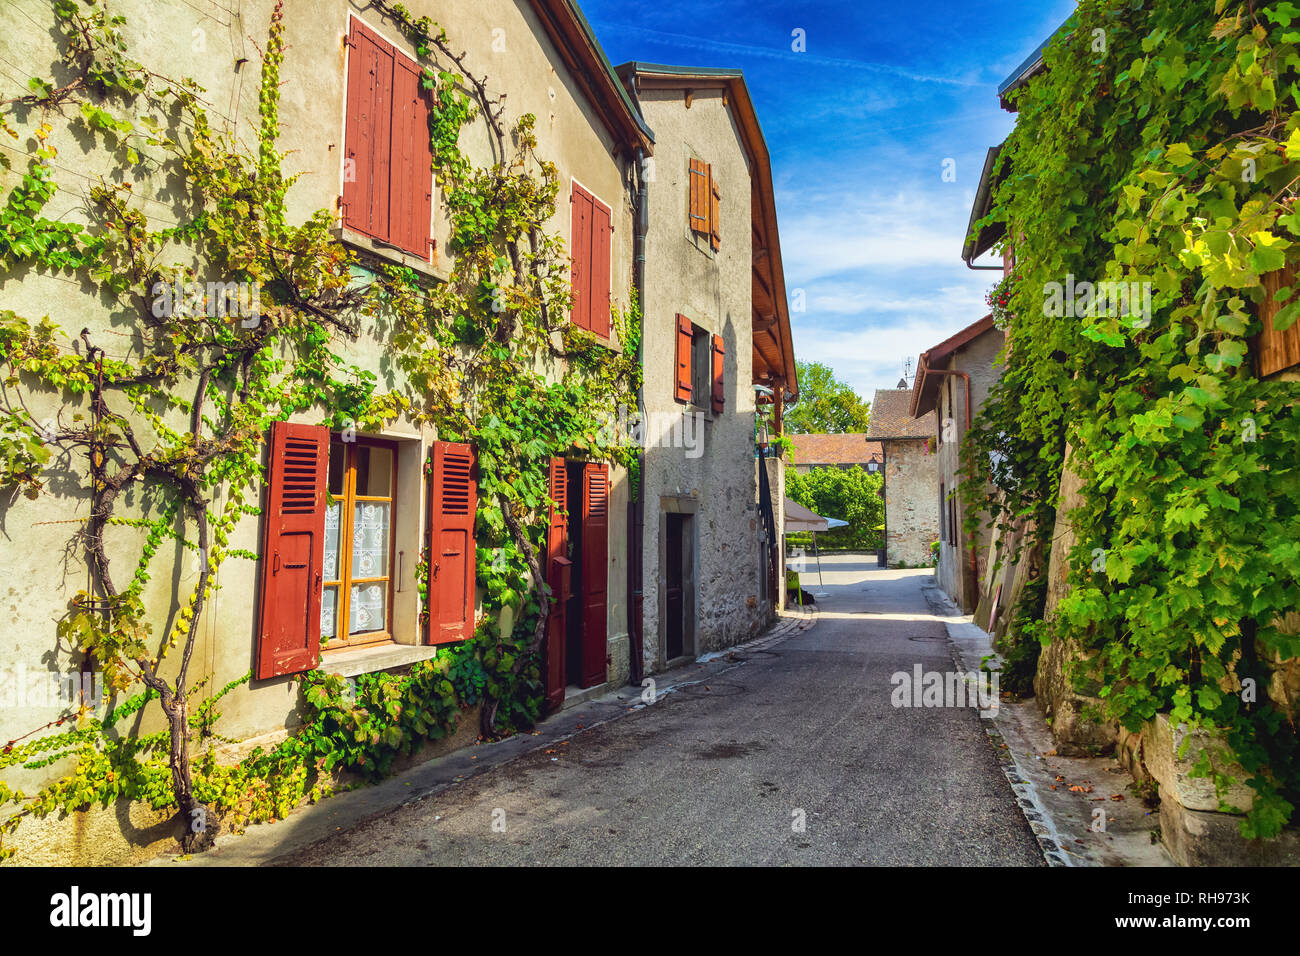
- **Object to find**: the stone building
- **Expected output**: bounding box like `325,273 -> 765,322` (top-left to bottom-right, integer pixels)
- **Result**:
909,315 -> 1005,611
789,434 -> 883,475
865,388 -> 938,567
615,63 -> 798,670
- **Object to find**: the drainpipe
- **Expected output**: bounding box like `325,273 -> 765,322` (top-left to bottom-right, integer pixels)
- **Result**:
627,145 -> 649,684
923,367 -> 980,609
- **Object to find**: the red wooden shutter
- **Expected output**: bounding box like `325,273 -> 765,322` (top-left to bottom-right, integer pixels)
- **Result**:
342,19 -> 394,242
580,462 -> 609,688
708,168 -> 721,250
688,158 -> 708,235
589,199 -> 611,339
570,183 -> 593,330
256,422 -> 328,680
544,458 -> 568,712
675,314 -> 694,403
711,333 -> 726,414
389,52 -> 433,260
427,441 -> 477,644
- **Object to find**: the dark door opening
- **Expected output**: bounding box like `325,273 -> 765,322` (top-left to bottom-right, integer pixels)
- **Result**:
665,514 -> 684,660
565,461 -> 585,689
664,512 -> 694,661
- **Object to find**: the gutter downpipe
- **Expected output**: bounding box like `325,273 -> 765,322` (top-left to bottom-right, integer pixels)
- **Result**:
628,143 -> 649,685
922,366 -> 980,610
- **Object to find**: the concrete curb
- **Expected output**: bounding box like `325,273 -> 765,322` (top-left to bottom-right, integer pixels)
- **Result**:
921,584 -> 1171,868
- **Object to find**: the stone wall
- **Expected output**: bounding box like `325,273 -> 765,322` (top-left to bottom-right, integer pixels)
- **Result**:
882,439 -> 939,567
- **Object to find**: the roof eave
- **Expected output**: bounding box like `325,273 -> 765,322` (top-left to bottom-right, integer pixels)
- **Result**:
528,0 -> 655,153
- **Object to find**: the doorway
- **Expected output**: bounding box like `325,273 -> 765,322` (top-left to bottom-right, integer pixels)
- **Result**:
543,459 -> 610,712
664,512 -> 695,662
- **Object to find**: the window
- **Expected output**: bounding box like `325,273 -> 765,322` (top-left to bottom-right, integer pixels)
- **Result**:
341,18 -> 434,260
688,157 -> 720,250
690,327 -> 711,407
322,437 -> 397,649
676,319 -> 724,412
570,181 -> 612,337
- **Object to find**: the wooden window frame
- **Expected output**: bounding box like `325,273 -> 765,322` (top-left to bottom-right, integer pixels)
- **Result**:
322,435 -> 399,652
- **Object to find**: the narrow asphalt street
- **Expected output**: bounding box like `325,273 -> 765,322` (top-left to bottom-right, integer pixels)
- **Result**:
277,556 -> 1045,865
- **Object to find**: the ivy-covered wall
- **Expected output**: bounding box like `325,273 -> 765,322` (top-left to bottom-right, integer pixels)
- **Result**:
966,0 -> 1300,843
0,0 -> 643,862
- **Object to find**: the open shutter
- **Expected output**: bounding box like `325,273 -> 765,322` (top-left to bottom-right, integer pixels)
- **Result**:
342,19 -> 394,242
711,333 -> 726,415
675,314 -> 694,403
1255,263 -> 1300,377
688,158 -> 708,235
589,199 -> 611,339
708,167 -> 721,250
580,462 -> 609,688
570,183 -> 593,330
256,422 -> 328,680
427,441 -> 477,644
544,458 -> 568,712
389,52 -> 434,260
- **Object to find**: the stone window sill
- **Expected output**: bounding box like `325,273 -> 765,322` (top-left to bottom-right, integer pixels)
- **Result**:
319,641 -> 439,679
332,226 -> 450,283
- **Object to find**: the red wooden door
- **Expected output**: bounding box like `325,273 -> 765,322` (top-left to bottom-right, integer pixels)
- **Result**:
544,458 -> 568,712
256,422 -> 329,679
580,462 -> 609,688
427,441 -> 477,644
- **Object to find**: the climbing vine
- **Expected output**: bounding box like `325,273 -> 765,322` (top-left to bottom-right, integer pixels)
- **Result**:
964,0 -> 1300,837
0,0 -> 639,858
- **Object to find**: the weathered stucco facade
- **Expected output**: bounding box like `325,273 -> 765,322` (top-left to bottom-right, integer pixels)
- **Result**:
617,65 -> 796,669
910,317 -> 1005,610
0,0 -> 647,861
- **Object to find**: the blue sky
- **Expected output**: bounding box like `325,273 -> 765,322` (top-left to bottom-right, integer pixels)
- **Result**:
581,0 -> 1076,402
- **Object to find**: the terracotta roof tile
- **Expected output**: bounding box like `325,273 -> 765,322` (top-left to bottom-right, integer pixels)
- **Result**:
865,389 -> 936,440
789,433 -> 883,466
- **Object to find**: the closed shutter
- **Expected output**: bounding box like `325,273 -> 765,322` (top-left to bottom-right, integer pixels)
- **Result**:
256,422 -> 329,680
389,53 -> 434,260
708,169 -> 721,250
342,19 -> 393,242
580,462 -> 609,688
711,333 -> 726,414
688,158 -> 708,235
545,458 -> 567,711
570,183 -> 593,330
427,441 -> 477,644
1255,263 -> 1300,377
589,199 -> 611,339
675,314 -> 693,403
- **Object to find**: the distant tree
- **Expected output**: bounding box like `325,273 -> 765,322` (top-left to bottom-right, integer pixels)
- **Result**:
784,361 -> 871,434
786,466 -> 884,551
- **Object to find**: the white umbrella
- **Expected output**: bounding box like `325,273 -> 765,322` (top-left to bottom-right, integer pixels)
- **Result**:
783,497 -> 847,590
